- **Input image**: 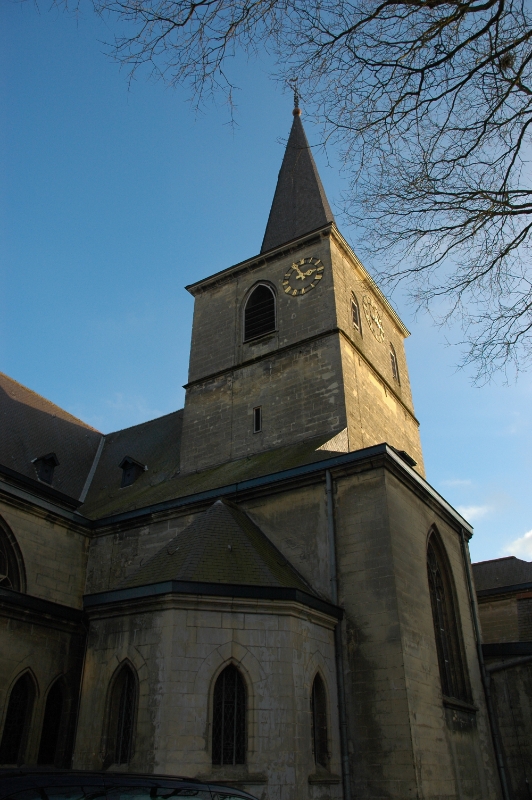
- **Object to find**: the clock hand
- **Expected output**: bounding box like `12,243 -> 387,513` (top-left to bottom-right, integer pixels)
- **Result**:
303,268 -> 317,277
293,264 -> 306,280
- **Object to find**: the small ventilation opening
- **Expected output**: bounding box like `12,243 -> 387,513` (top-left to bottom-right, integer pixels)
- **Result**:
119,457 -> 147,488
253,406 -> 262,433
244,285 -> 276,341
32,453 -> 59,485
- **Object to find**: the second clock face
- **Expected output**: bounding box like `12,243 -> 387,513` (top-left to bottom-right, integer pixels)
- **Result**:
282,257 -> 324,296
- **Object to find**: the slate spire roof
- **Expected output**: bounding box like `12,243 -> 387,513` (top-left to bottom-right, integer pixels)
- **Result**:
121,498 -> 313,591
261,108 -> 335,253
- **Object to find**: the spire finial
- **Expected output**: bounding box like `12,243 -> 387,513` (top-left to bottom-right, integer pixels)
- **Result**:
292,79 -> 301,116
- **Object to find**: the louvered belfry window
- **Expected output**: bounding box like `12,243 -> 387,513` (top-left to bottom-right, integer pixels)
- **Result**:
427,536 -> 470,702
244,285 -> 276,341
311,674 -> 329,768
106,664 -> 137,765
212,665 -> 246,765
0,673 -> 35,765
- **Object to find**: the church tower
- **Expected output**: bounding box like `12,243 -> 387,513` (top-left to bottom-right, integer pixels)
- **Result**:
180,103 -> 424,475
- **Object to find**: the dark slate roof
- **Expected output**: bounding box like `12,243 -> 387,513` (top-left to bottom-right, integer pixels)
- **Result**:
0,372 -> 102,501
261,113 -> 335,253
79,430 -> 346,520
120,498 -> 312,592
81,409 -> 183,509
472,556 -> 532,591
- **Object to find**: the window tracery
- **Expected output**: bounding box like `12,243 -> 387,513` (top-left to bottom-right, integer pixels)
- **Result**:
212,664 -> 246,765
0,518 -> 24,592
106,663 -> 137,765
427,533 -> 471,702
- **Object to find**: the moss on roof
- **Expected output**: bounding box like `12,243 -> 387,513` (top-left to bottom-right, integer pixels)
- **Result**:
80,431 -> 345,520
120,498 -> 312,591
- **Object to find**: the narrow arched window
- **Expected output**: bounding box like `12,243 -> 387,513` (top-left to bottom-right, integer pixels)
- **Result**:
427,534 -> 470,702
0,673 -> 36,765
0,517 -> 24,592
311,674 -> 329,768
390,344 -> 400,383
38,679 -> 64,765
106,664 -> 137,765
351,294 -> 361,333
212,664 -> 246,765
244,285 -> 276,341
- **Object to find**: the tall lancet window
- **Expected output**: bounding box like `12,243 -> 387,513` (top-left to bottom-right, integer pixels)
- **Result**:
0,673 -> 36,765
38,679 -> 65,765
311,674 -> 329,768
106,663 -> 137,766
244,285 -> 276,341
427,533 -> 471,702
0,517 -> 25,592
212,665 -> 246,765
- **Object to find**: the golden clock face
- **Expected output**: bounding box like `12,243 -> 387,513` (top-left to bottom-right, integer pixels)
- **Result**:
363,295 -> 385,342
282,257 -> 325,296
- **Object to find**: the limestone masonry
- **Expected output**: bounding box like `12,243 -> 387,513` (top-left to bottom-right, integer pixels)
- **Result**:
1,104 -> 530,800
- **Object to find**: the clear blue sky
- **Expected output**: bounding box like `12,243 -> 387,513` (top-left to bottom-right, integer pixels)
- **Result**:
2,0 -> 531,563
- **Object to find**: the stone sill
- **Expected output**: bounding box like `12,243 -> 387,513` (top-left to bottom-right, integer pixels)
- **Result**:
442,696 -> 478,713
199,773 -> 268,786
308,773 -> 341,785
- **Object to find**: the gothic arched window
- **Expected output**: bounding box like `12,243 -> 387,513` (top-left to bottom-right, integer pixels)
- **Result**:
427,533 -> 471,702
351,294 -> 361,333
38,679 -> 65,765
106,663 -> 137,766
390,344 -> 400,383
212,664 -> 246,765
0,673 -> 36,765
0,517 -> 25,592
311,674 -> 329,768
244,285 -> 276,341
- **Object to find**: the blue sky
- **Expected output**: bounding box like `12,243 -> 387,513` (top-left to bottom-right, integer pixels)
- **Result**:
2,0 -> 532,564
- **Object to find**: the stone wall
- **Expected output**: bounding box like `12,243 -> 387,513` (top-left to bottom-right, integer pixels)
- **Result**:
0,503 -> 89,608
477,597 -> 520,644
73,596 -> 341,800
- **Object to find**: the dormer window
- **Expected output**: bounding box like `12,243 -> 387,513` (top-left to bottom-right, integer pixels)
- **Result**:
119,457 -> 147,488
32,453 -> 59,485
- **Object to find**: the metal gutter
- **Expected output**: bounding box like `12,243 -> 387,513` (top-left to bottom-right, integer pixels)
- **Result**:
83,580 -> 343,620
476,581 -> 532,598
0,586 -> 84,623
92,444 -> 473,533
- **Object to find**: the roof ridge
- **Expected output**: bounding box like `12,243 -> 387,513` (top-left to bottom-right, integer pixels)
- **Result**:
104,407 -> 184,438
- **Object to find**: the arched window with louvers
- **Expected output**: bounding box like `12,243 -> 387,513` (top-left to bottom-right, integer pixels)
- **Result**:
311,673 -> 329,769
104,662 -> 138,767
427,530 -> 471,703
244,284 -> 276,341
212,664 -> 247,765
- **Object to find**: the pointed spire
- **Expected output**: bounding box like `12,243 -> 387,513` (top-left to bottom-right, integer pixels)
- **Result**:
261,104 -> 335,253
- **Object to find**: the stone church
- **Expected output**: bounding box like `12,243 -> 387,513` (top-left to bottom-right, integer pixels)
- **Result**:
0,103 -> 516,799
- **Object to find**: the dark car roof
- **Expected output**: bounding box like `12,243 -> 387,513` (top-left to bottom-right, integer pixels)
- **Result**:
0,771 -> 258,800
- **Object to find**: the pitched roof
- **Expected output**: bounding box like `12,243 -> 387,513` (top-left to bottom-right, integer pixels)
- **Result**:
79,429 -> 347,520
261,113 -> 335,253
0,372 -> 102,501
120,498 -> 312,592
472,556 -> 532,591
81,409 -> 183,508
